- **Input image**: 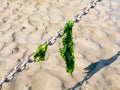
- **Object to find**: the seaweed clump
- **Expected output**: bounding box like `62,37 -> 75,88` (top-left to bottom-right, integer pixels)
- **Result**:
33,42 -> 48,61
59,21 -> 75,75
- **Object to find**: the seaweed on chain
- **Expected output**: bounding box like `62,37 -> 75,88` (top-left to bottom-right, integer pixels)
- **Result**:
33,41 -> 48,61
59,21 -> 75,75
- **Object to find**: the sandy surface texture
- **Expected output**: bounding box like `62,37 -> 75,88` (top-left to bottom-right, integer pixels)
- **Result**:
0,0 -> 120,90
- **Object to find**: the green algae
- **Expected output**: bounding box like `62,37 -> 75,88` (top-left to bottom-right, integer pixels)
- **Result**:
33,41 -> 48,61
59,21 -> 75,75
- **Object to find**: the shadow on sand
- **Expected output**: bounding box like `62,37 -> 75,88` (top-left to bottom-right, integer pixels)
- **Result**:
68,51 -> 120,90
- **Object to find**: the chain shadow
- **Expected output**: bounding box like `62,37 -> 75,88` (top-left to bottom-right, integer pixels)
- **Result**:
68,51 -> 120,90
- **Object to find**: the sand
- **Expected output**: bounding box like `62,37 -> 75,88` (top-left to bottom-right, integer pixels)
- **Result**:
0,0 -> 120,90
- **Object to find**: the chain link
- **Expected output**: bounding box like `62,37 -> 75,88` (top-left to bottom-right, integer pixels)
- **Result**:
0,54 -> 33,89
0,0 -> 102,89
73,0 -> 102,22
48,29 -> 63,45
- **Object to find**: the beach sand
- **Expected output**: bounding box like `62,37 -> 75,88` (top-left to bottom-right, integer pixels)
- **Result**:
0,0 -> 120,90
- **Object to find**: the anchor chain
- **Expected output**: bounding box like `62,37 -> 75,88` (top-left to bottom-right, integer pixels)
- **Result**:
0,0 -> 102,89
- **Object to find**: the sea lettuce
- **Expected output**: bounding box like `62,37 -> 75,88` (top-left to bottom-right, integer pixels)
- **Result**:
59,21 -> 75,75
33,42 -> 48,61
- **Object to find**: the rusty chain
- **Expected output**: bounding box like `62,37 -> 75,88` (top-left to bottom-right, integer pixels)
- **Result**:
0,0 -> 102,89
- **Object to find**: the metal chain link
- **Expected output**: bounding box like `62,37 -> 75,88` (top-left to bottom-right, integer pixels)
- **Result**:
73,0 -> 102,22
0,54 -> 33,89
48,29 -> 63,45
0,0 -> 102,89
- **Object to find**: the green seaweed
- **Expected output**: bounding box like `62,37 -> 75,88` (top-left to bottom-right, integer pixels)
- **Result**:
59,21 -> 75,75
33,41 -> 48,61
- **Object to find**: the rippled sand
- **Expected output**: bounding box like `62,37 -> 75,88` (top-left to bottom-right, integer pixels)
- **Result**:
0,0 -> 120,90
